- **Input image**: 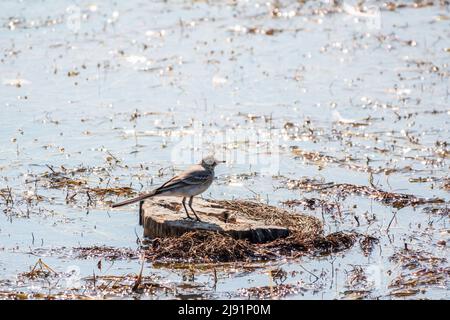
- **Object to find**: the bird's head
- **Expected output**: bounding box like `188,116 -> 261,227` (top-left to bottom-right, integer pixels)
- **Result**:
200,156 -> 225,170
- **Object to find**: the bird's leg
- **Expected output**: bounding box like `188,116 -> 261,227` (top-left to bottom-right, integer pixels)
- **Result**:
182,197 -> 193,219
139,200 -> 144,226
188,196 -> 201,222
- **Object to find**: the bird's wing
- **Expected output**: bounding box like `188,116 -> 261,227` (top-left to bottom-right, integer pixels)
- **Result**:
155,166 -> 211,193
158,175 -> 179,189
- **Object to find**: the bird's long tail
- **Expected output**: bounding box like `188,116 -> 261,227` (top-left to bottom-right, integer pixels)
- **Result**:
111,190 -> 156,208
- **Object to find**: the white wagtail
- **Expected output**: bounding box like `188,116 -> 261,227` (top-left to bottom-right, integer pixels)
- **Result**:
111,156 -> 224,222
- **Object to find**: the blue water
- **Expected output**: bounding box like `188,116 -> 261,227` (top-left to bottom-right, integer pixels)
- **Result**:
0,0 -> 448,299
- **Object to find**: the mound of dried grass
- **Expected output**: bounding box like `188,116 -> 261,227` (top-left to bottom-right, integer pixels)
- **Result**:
263,231 -> 357,256
147,231 -> 275,263
211,199 -> 323,236
143,230 -> 357,263
143,200 -> 357,263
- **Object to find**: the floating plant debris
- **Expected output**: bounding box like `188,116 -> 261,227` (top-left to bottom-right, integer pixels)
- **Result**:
281,198 -> 341,215
0,291 -> 91,300
283,178 -> 446,209
388,249 -> 449,296
5,269 -> 173,300
344,266 -> 370,290
442,179 -> 450,191
359,235 -> 380,256
422,206 -> 449,216
0,186 -> 52,218
34,165 -> 137,207
341,290 -> 371,300
19,259 -> 57,280
238,283 -> 304,299
82,274 -> 172,296
74,246 -> 139,261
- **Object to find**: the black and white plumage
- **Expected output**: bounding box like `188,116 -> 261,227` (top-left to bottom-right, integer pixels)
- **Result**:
111,156 -> 224,221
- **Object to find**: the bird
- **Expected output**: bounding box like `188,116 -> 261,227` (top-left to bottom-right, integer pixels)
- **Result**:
111,156 -> 224,222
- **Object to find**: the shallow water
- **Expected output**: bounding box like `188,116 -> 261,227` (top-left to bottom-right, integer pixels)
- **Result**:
0,0 -> 448,299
